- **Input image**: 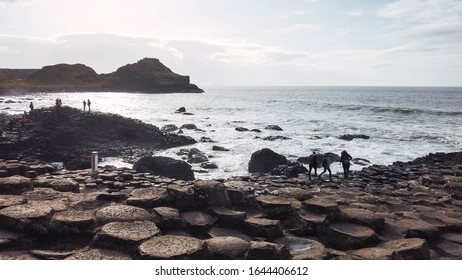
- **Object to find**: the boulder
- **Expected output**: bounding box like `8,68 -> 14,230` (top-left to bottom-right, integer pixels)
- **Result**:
265,125 -> 283,131
338,134 -> 370,141
0,176 -> 33,195
270,162 -> 308,178
0,204 -> 53,233
180,123 -> 197,130
161,124 -> 179,132
167,184 -> 195,210
133,156 -> 194,181
188,148 -> 208,164
235,127 -> 249,132
248,148 -> 287,173
176,107 -> 186,113
49,178 -> 79,193
139,235 -> 205,259
201,162 -> 218,169
212,146 -> 229,151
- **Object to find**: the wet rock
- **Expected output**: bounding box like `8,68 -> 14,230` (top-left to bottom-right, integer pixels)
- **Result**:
176,107 -> 186,113
133,156 -> 194,180
66,248 -> 132,260
245,217 -> 283,241
199,137 -> 215,143
95,205 -> 152,225
212,146 -> 229,152
262,136 -> 291,141
338,134 -> 370,141
94,221 -> 161,251
265,125 -> 283,131
270,162 -> 307,178
139,235 -> 205,259
320,222 -> 378,250
194,180 -> 231,208
127,187 -> 171,208
152,207 -> 182,229
201,162 -> 218,169
180,123 -> 197,130
180,211 -> 217,229
379,238 -> 430,260
206,236 -> 250,259
188,148 -> 208,164
30,250 -> 76,260
247,241 -> 290,260
235,127 -> 249,132
248,148 -> 287,173
0,175 -> 33,195
207,227 -> 252,241
161,124 -> 179,132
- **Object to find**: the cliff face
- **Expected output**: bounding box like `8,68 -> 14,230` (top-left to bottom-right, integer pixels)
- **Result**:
0,58 -> 203,93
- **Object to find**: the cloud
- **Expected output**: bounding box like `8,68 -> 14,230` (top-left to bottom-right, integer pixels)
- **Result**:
348,9 -> 363,17
264,23 -> 321,34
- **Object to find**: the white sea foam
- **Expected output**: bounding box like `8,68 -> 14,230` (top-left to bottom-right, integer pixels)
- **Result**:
2,86 -> 461,179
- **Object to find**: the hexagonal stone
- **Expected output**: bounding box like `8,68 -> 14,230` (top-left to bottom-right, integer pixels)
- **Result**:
0,195 -> 27,209
180,211 -> 217,229
127,187 -> 170,208
339,207 -> 385,231
391,218 -> 439,239
207,227 -> 252,241
275,236 -> 326,260
350,247 -> 393,260
0,204 -> 53,231
278,187 -> 312,201
440,232 -> 462,244
0,176 -> 33,195
0,228 -> 19,249
193,180 -> 231,207
167,184 -> 195,210
256,195 -> 296,218
379,238 -> 430,260
209,207 -> 247,224
247,241 -> 290,260
302,197 -> 339,213
321,222 -> 378,250
51,210 -> 95,229
298,209 -> 328,233
436,240 -> 462,258
0,250 -> 38,260
95,221 -> 161,251
100,172 -> 118,181
139,235 -> 205,259
65,248 -> 132,260
206,236 -> 250,259
30,250 -> 76,260
244,217 -> 283,241
152,207 -> 181,229
95,205 -> 152,225
49,178 -> 79,193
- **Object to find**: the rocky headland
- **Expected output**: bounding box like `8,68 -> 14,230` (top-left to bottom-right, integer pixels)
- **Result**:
0,106 -> 196,169
0,150 -> 461,260
0,58 -> 203,94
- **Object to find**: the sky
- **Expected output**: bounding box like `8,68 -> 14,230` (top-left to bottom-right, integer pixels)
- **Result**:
0,0 -> 461,86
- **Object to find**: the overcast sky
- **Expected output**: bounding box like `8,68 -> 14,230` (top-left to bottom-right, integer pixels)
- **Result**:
1,0 -> 461,86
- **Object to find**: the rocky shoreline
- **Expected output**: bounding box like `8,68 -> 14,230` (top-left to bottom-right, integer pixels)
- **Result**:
0,151 -> 461,260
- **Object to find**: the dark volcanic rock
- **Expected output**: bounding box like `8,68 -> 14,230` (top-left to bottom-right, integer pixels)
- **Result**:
270,162 -> 308,178
139,235 -> 205,259
338,134 -> 370,141
134,156 -> 194,180
188,148 -> 208,164
248,148 -> 287,173
206,236 -> 250,259
0,176 -> 33,195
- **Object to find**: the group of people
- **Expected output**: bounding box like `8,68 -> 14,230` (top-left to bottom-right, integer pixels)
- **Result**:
307,150 -> 353,181
83,99 -> 91,112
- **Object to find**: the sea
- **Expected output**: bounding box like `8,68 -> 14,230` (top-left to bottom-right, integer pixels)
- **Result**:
1,86 -> 461,179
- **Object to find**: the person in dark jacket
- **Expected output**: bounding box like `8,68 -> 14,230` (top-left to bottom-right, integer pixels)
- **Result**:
340,150 -> 353,179
307,151 -> 318,180
319,154 -> 332,181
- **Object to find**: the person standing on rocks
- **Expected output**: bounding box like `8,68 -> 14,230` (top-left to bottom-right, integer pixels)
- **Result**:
340,150 -> 353,179
83,100 -> 87,111
319,154 -> 332,181
29,102 -> 34,112
87,99 -> 91,112
307,151 -> 318,180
